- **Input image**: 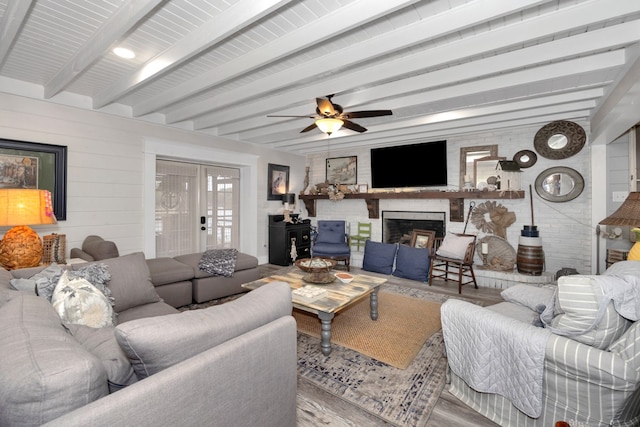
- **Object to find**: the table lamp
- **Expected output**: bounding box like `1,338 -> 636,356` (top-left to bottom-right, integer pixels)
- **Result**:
0,189 -> 57,269
599,192 -> 640,261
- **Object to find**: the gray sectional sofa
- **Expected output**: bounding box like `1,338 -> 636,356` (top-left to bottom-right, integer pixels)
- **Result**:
0,252 -> 297,426
71,235 -> 260,307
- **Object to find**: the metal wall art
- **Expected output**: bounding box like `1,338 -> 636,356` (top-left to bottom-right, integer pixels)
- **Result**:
533,120 -> 586,160
513,149 -> 537,168
534,166 -> 584,203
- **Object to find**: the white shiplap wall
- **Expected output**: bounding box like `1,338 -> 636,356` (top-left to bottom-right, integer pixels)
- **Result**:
0,93 -> 306,264
304,123 -> 593,278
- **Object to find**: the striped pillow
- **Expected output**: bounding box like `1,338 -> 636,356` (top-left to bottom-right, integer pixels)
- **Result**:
551,275 -> 631,349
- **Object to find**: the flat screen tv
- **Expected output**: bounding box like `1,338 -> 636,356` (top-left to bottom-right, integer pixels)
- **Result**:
370,140 -> 447,188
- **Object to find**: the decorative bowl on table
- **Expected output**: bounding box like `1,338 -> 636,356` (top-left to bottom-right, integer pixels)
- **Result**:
295,258 -> 337,284
334,272 -> 354,284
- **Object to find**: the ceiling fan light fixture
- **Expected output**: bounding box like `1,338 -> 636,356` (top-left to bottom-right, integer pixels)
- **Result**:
315,118 -> 343,135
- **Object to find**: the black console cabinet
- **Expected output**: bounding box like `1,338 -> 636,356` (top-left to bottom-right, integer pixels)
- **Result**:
268,214 -> 311,266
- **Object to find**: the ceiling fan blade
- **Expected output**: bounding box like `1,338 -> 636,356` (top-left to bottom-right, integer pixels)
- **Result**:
267,114 -> 317,118
300,123 -> 318,133
316,98 -> 336,116
342,110 -> 393,119
342,119 -> 367,133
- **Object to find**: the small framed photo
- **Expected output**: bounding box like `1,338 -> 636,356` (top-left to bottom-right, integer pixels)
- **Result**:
410,229 -> 436,250
358,183 -> 368,193
326,156 -> 357,184
267,163 -> 289,200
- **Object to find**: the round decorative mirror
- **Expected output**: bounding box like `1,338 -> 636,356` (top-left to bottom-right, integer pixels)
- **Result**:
513,149 -> 537,168
533,121 -> 586,160
534,167 -> 584,202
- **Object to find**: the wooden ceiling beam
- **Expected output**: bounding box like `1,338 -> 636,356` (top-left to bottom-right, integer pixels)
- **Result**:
92,0 -> 293,109
0,0 -> 34,69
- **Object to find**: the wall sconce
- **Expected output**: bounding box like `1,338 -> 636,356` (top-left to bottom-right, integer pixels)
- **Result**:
0,189 -> 57,269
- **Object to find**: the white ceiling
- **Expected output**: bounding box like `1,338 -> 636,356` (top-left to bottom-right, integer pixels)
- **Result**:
1,0 -> 640,154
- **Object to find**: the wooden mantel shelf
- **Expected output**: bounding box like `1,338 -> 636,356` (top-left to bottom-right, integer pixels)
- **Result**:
299,190 -> 525,221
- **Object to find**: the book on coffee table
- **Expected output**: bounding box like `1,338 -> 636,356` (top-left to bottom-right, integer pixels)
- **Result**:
292,285 -> 328,303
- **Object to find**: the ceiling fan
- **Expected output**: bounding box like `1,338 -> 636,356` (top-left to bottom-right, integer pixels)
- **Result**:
267,95 -> 392,135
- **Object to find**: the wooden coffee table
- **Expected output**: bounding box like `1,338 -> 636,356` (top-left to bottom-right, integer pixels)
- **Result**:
242,268 -> 387,355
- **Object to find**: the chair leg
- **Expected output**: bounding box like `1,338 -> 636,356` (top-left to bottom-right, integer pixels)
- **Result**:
345,257 -> 350,272
469,265 -> 478,289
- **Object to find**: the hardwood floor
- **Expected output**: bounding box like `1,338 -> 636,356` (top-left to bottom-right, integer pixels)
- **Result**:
257,263 -> 502,426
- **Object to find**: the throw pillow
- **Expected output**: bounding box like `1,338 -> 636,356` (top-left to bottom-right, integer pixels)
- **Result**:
66,324 -> 138,393
392,244 -> 430,282
435,233 -> 475,260
551,275 -> 631,349
9,264 -> 66,301
501,285 -> 556,312
362,240 -> 398,275
51,272 -> 114,328
68,263 -> 114,308
74,252 -> 160,313
115,281 -> 292,379
198,248 -> 238,277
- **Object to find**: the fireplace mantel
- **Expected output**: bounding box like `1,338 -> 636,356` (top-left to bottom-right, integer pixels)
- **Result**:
299,190 -> 525,221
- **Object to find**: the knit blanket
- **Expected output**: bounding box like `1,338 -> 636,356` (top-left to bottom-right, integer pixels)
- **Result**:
198,249 -> 238,277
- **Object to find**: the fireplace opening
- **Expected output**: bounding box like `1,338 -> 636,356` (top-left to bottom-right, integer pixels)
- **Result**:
382,211 -> 446,244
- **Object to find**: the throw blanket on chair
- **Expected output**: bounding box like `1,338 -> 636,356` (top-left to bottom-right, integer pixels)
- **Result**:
441,299 -> 552,418
198,249 -> 238,277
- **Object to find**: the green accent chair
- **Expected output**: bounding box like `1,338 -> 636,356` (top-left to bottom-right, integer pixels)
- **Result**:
350,222 -> 372,251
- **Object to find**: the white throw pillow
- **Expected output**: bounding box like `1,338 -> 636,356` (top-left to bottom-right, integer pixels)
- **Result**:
436,233 -> 475,260
51,271 -> 114,328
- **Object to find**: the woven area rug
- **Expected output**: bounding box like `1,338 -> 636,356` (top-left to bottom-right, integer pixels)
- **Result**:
297,283 -> 456,426
294,292 -> 441,369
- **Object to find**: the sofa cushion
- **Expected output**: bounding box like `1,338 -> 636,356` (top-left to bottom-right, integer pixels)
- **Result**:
66,324 -> 138,393
551,275 -> 631,349
75,252 -> 160,313
362,240 -> 397,275
51,271 -> 115,328
392,244 -> 430,282
147,257 -> 194,286
174,251 -> 258,279
115,281 -> 292,379
436,233 -> 475,260
0,295 -> 108,426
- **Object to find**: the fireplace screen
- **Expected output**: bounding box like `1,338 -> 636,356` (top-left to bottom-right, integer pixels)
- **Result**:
382,211 -> 446,244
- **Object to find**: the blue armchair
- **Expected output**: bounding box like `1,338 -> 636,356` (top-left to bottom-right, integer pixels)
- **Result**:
311,220 -> 351,271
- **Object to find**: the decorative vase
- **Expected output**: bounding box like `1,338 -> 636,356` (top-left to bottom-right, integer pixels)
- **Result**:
627,228 -> 640,261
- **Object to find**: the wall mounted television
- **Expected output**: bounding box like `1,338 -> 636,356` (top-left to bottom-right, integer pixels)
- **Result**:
370,140 -> 447,188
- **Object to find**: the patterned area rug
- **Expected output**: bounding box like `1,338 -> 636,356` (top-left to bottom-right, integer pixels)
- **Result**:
297,283 -> 457,426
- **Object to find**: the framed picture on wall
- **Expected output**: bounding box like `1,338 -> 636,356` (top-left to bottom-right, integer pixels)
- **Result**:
267,163 -> 289,200
326,156 -> 357,184
0,138 -> 67,220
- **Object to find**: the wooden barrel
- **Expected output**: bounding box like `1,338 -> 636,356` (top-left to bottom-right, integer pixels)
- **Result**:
517,244 -> 544,275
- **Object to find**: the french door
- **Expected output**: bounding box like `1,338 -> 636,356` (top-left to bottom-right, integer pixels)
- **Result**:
155,159 -> 240,257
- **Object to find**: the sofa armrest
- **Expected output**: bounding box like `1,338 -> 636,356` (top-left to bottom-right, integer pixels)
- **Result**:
545,334 -> 639,390
69,248 -> 95,261
43,316 -> 298,427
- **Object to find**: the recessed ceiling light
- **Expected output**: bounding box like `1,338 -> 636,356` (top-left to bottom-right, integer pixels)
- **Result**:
113,47 -> 135,59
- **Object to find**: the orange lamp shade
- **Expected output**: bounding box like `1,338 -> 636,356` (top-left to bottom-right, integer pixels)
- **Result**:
0,189 -> 57,270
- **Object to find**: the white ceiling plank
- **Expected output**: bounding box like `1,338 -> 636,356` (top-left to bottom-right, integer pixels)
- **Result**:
43,0 -> 164,99
92,0 -> 294,109
133,0 -> 422,116
193,25 -> 630,131
0,0 -> 35,69
233,87 -> 603,140
189,0 -> 637,126
160,0 -> 547,122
